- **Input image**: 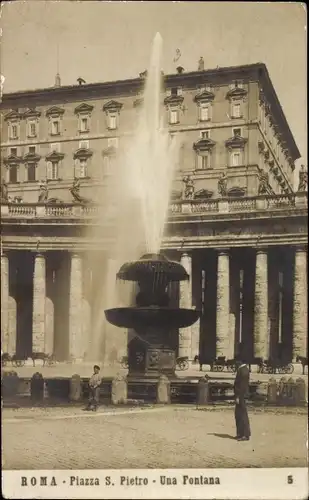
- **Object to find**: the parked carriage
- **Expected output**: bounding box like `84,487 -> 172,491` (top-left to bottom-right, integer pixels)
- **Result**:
258,358 -> 294,375
194,355 -> 237,373
1,352 -> 56,367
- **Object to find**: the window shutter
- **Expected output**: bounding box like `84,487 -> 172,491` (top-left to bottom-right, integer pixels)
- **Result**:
47,161 -> 53,180
74,159 -> 80,178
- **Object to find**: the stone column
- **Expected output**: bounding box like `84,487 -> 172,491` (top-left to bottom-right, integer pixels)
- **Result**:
45,297 -> 54,356
178,252 -> 192,359
191,255 -> 201,360
1,252 -> 9,352
216,250 -> 230,359
253,249 -> 269,359
32,253 -> 46,353
292,247 -> 307,360
69,253 -> 83,362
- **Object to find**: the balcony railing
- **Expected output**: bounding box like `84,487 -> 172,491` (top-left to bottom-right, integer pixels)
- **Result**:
0,193 -> 307,220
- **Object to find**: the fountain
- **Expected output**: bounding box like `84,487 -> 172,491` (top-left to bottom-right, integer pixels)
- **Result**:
101,33 -> 201,378
105,253 -> 200,379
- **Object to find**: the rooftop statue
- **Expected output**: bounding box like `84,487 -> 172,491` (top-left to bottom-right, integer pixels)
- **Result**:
198,57 -> 205,71
297,165 -> 308,192
70,178 -> 92,204
218,172 -> 228,197
258,169 -> 269,195
0,178 -> 8,202
38,181 -> 49,203
182,175 -> 195,200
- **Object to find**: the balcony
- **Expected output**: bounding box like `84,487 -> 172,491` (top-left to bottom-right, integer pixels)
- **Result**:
0,193 -> 307,222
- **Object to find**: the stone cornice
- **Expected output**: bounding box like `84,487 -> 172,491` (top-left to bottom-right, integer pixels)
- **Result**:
164,95 -> 184,107
102,100 -> 123,113
23,152 -> 41,163
4,110 -> 22,121
193,138 -> 216,152
225,135 -> 248,149
74,103 -> 94,115
73,148 -> 93,160
227,186 -> 246,197
3,154 -> 23,165
193,90 -> 215,103
102,146 -> 117,157
45,151 -> 65,161
23,108 -> 41,119
45,106 -> 65,117
226,86 -> 248,100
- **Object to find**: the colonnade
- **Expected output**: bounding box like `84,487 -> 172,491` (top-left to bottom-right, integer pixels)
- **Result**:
0,246 -> 307,362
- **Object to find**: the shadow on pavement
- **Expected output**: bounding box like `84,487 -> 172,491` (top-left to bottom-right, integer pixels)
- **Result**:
208,433 -> 236,440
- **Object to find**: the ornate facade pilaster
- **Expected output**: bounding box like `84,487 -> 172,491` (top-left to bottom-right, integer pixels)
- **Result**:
69,253 -> 83,362
179,252 -> 192,358
32,253 -> 46,353
253,249 -> 269,359
1,252 -> 9,352
216,250 -> 230,358
292,246 -> 307,360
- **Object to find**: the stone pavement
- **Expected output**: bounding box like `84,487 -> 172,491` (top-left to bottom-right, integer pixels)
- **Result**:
2,405 -> 307,470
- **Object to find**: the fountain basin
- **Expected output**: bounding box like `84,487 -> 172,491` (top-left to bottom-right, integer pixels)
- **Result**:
116,253 -> 189,283
105,306 -> 200,330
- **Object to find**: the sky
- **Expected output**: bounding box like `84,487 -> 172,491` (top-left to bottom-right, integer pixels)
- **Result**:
0,1 -> 307,174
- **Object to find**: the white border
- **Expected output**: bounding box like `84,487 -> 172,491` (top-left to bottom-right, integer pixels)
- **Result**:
2,468 -> 308,499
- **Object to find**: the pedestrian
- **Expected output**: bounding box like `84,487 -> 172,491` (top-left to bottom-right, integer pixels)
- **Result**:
85,365 -> 102,412
234,359 -> 251,441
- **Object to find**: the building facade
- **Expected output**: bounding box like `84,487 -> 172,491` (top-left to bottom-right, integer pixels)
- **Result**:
0,63 -> 307,364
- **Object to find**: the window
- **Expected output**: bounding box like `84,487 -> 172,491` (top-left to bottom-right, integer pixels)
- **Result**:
47,161 -> 59,180
11,124 -> 18,139
108,114 -> 117,130
107,137 -> 119,148
232,103 -> 241,118
50,143 -> 60,153
10,147 -> 17,156
29,146 -> 36,154
171,88 -> 178,96
233,128 -> 242,137
169,109 -> 179,124
79,140 -> 89,149
28,121 -> 36,137
27,163 -> 36,182
103,156 -> 113,175
197,153 -> 211,170
199,104 -> 210,122
79,159 -> 87,178
201,130 -> 210,139
51,120 -> 60,135
9,165 -> 18,183
231,152 -> 241,166
80,117 -> 89,133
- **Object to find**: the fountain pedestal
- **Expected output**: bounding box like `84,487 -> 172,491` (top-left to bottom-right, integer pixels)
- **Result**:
105,254 -> 200,384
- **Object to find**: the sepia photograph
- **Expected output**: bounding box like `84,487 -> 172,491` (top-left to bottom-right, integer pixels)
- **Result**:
0,2 -> 308,499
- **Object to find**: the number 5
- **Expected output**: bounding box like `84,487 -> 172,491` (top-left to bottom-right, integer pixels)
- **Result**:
287,475 -> 293,484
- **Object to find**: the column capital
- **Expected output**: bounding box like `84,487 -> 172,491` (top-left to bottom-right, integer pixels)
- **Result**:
33,252 -> 46,259
294,245 -> 307,254
217,248 -> 230,256
70,252 -> 82,259
255,247 -> 268,255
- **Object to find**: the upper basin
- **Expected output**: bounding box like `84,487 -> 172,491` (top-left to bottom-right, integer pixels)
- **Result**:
105,306 -> 200,330
116,253 -> 189,283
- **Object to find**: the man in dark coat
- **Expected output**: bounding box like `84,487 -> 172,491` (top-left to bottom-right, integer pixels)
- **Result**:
234,359 -> 251,441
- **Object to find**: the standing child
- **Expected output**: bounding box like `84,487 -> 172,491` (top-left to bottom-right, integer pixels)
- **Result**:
86,365 -> 102,411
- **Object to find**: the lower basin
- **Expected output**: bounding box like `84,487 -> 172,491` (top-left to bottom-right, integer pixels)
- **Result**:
105,307 -> 200,330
